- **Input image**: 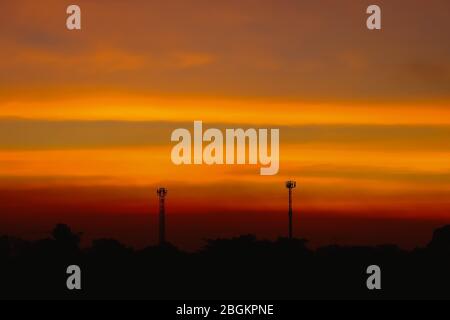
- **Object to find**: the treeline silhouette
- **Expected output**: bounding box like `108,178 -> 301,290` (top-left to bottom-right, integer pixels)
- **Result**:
1,224 -> 450,299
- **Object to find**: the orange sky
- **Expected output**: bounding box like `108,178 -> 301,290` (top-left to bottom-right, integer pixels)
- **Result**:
0,0 -> 449,248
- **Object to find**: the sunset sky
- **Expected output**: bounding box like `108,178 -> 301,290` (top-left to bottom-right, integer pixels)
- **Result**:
1,0 -> 449,249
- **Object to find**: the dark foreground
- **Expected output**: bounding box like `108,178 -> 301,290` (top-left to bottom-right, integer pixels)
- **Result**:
1,224 -> 450,300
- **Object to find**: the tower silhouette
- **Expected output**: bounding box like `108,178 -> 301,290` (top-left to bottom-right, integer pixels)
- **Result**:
285,181 -> 296,239
157,187 -> 168,245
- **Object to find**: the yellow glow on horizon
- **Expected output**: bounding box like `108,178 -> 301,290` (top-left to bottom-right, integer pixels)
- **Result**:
1,95 -> 450,125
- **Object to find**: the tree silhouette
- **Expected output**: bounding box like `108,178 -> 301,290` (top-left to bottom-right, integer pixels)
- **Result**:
1,223 -> 450,299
